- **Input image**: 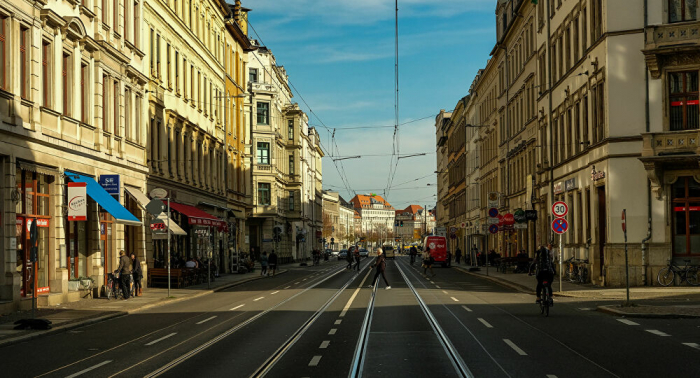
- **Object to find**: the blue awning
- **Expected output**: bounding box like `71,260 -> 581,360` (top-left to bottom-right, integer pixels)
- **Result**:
66,172 -> 141,226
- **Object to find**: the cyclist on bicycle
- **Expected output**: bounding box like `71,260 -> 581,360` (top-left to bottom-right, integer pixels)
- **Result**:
529,243 -> 555,305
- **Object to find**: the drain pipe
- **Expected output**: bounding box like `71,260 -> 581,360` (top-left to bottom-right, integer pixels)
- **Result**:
641,0 -> 651,286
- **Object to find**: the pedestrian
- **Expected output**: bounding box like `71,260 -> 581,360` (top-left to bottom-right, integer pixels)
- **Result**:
117,250 -> 132,299
268,249 -> 278,276
260,251 -> 269,276
455,247 -> 462,265
346,247 -> 354,269
471,245 -> 479,266
409,245 -> 418,265
422,247 -> 435,277
130,253 -> 143,297
353,246 -> 361,271
367,248 -> 391,290
446,249 -> 452,268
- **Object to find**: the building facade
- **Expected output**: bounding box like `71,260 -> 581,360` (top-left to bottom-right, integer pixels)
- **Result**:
350,194 -> 395,247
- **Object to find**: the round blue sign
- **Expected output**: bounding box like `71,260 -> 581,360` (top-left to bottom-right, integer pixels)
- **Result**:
488,208 -> 499,218
489,224 -> 499,234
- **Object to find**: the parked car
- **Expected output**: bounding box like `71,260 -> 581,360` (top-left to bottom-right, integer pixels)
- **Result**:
359,248 -> 369,257
337,249 -> 348,260
331,250 -> 340,257
324,248 -> 333,256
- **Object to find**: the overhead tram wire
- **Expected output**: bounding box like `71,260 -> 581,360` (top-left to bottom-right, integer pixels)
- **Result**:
385,0 -> 401,197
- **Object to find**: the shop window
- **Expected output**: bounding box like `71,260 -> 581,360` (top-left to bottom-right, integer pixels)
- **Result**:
669,0 -> 698,23
672,177 -> 700,256
257,183 -> 270,205
669,71 -> 699,131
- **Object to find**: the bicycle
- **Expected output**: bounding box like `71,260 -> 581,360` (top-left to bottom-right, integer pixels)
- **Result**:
106,272 -> 135,299
539,279 -> 553,317
657,259 -> 699,287
565,258 -> 589,284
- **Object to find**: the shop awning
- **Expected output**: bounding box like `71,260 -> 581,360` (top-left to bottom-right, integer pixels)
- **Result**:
168,202 -> 226,231
156,212 -> 187,235
123,186 -> 187,236
66,172 -> 141,226
124,186 -> 150,208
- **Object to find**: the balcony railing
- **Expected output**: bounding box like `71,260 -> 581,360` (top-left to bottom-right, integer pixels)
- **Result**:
641,129 -> 700,157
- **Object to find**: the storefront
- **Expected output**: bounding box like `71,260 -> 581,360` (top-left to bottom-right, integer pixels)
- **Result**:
165,202 -> 227,268
671,177 -> 700,257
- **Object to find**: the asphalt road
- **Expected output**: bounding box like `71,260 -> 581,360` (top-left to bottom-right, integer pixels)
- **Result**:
1,256 -> 698,378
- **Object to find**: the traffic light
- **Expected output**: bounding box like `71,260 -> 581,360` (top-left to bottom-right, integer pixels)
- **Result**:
400,221 -> 404,227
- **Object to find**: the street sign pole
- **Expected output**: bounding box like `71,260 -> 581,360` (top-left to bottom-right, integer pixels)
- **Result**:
623,209 -> 630,305
559,233 -> 563,292
167,197 -> 171,298
485,232 -> 488,276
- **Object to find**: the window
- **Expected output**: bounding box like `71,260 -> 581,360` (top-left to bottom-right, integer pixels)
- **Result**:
670,0 -> 698,23
125,88 -> 131,140
133,2 -> 139,47
591,0 -> 603,42
150,28 -> 154,74
582,95 -> 589,144
81,63 -> 89,123
167,44 -> 171,88
249,68 -> 258,83
134,95 -> 141,143
114,80 -> 119,135
573,18 -> 580,63
582,8 -> 588,50
289,154 -> 294,175
103,75 -> 108,131
565,27 -> 571,72
63,53 -> 71,115
669,71 -> 699,131
20,27 -> 29,99
156,34 -> 161,79
596,82 -> 606,140
256,142 -> 270,164
257,102 -> 269,125
175,51 -> 179,92
288,119 -> 294,139
0,16 -> 6,89
574,103 -> 581,155
258,183 -> 270,205
672,177 -> 700,256
42,41 -> 51,108
289,191 -> 295,210
114,0 -> 119,30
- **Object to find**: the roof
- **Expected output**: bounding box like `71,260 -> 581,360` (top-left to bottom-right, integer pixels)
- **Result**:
350,194 -> 394,210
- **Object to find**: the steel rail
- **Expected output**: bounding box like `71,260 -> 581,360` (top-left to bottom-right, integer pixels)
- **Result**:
346,276 -> 378,378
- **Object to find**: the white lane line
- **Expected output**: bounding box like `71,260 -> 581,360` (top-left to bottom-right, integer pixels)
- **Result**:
284,286 -> 291,289
230,304 -> 245,311
328,329 -> 337,335
646,329 -> 671,337
477,318 -> 493,328
683,342 -> 700,350
617,319 -> 639,326
303,278 -> 308,281
64,361 -> 112,378
429,281 -> 435,284
340,268 -> 372,318
462,305 -> 473,312
271,291 -> 280,295
334,319 -> 342,325
145,333 -> 177,346
503,339 -> 527,355
196,316 -> 217,325
253,297 -> 264,302
547,375 -> 558,378
578,308 -> 594,311
442,290 -> 449,294
450,297 -> 459,302
295,282 -> 300,284
319,340 -> 330,349
435,285 -> 441,289
308,355 -> 322,367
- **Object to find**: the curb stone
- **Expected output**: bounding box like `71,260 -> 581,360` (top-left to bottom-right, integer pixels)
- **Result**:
0,269 -> 289,348
596,305 -> 700,319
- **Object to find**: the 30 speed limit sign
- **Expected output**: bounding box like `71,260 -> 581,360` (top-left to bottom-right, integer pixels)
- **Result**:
552,201 -> 568,218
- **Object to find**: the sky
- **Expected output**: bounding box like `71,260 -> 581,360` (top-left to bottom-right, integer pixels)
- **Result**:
246,0 -> 497,210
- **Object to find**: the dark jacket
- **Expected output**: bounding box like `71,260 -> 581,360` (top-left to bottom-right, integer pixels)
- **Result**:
373,254 -> 386,271
268,252 -> 278,265
132,258 -> 142,278
118,255 -> 132,274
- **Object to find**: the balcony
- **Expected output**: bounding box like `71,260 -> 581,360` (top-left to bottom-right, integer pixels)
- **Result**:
254,164 -> 272,173
644,21 -> 700,79
639,130 -> 700,199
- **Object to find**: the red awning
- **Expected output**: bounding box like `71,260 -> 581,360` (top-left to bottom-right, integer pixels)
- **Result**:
168,202 -> 227,232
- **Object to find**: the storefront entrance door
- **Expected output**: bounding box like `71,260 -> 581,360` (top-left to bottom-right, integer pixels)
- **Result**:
67,221 -> 88,279
672,177 -> 700,256
597,186 -> 607,276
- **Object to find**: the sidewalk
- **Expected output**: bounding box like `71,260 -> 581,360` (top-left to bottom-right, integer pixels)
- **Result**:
0,267 -> 291,347
453,264 -> 700,318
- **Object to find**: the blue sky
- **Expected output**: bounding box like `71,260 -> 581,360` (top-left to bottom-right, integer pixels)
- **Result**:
247,0 -> 497,209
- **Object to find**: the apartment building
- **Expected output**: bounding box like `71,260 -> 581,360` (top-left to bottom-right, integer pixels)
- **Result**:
435,110 -> 452,234
350,194 -> 395,246
339,196 -> 355,249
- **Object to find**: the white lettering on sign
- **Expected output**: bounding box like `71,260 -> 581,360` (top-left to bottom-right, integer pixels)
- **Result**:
591,165 -> 606,181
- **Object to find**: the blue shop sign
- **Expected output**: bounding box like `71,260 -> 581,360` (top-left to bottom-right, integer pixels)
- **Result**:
99,174 -> 120,201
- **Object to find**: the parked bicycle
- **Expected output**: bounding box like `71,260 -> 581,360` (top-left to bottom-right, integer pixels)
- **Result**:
106,271 -> 134,299
565,257 -> 589,284
657,259 -> 699,287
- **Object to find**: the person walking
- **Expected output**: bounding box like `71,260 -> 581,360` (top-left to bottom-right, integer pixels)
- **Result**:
367,248 -> 391,290
353,246 -> 361,271
346,247 -> 354,270
130,253 -> 143,297
409,245 -> 418,265
260,251 -> 269,276
455,247 -> 462,265
446,249 -> 453,268
422,248 -> 435,277
268,250 -> 278,276
117,250 -> 132,299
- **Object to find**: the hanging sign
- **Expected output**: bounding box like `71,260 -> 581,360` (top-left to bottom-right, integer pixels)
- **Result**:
591,165 -> 606,182
67,182 -> 87,221
554,182 -> 564,194
99,174 -> 120,201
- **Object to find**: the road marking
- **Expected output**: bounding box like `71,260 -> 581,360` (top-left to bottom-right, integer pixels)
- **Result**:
295,282 -> 300,284
477,318 -> 493,328
462,305 -> 473,312
429,281 -> 435,284
230,304 -> 245,311
253,297 -> 264,302
450,297 -> 459,302
328,329 -> 337,335
196,316 -> 217,325
442,290 -> 449,294
617,319 -> 639,326
683,342 -> 700,350
271,291 -> 279,295
340,268 -> 372,317
303,278 -> 308,281
145,333 -> 177,346
503,339 -> 527,355
319,340 -> 330,349
64,361 -> 112,378
284,286 -> 291,289
308,355 -> 322,367
646,329 -> 670,337
435,285 -> 441,289
578,308 -> 593,311
546,375 -> 558,378
334,319 -> 342,325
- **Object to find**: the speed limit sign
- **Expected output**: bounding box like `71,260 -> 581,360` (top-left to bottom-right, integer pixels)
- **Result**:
552,201 -> 568,218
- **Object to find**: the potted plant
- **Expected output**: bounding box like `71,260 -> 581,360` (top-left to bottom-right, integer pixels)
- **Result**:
68,278 -> 80,291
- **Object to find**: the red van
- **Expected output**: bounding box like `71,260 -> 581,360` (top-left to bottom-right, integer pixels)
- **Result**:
423,236 -> 448,266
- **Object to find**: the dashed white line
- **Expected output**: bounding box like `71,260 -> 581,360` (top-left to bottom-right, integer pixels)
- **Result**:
253,297 -> 264,301
429,281 -> 435,284
295,282 -> 300,284
340,269 -> 372,318
503,339 -> 527,355
450,297 -> 459,302
308,355 -> 322,367
683,342 -> 700,350
303,278 -> 308,281
477,318 -> 493,328
284,286 -> 291,289
617,319 -> 639,326
319,340 -> 330,349
646,329 -> 670,337
546,375 -> 558,378
442,290 -> 449,295
334,319 -> 342,325
271,291 -> 279,295
196,316 -> 217,325
435,285 -> 441,289
229,304 -> 245,311
328,329 -> 337,335
145,333 -> 177,346
578,308 -> 594,311
64,361 -> 112,378
462,305 -> 473,312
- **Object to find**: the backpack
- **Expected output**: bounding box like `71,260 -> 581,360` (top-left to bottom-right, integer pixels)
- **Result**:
536,248 -> 554,273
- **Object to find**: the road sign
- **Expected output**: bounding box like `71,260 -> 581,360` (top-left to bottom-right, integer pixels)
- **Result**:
621,209 -> 626,233
449,226 -> 458,234
489,224 -> 499,234
552,201 -> 568,218
488,208 -> 499,218
146,199 -> 165,216
99,175 -> 120,201
150,188 -> 168,199
503,213 -> 515,226
488,192 -> 500,208
552,218 -> 569,234
514,208 -> 526,223
460,222 -> 467,228
488,217 -> 499,225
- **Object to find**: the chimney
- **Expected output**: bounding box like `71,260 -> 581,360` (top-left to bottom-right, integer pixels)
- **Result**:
234,0 -> 242,23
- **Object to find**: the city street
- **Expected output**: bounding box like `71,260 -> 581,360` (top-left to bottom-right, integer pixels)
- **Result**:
2,257 -> 698,378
